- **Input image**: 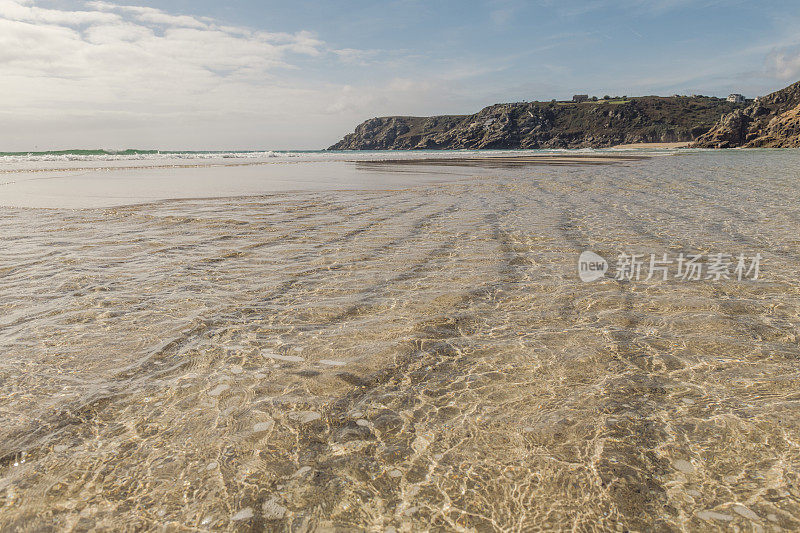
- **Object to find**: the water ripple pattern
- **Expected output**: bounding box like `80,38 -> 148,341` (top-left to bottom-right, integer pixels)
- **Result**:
1,150 -> 799,531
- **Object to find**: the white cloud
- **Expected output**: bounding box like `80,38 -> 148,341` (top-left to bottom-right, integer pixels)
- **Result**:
0,0 -> 347,149
87,2 -> 209,29
0,0 -> 121,25
767,46 -> 800,80
0,1 -> 325,82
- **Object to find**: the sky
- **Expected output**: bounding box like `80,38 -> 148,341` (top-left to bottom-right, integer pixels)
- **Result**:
2,0 -> 800,150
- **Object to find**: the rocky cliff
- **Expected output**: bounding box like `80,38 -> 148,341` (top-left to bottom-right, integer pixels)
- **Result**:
329,96 -> 744,150
694,81 -> 800,148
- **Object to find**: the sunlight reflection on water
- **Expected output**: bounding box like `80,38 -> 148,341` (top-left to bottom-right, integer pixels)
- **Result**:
0,150 -> 799,530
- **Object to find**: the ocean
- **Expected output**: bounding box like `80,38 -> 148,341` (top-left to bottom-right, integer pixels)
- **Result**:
1,148 -> 798,530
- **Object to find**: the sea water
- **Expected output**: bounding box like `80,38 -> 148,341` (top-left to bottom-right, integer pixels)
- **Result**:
0,149 -> 798,530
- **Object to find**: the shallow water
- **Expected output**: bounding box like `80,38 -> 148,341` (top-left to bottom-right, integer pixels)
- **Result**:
0,149 -> 652,209
1,150 -> 799,531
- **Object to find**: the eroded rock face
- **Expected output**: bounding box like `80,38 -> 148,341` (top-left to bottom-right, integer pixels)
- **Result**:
339,117 -> 412,150
694,80 -> 800,148
329,96 -> 743,150
692,109 -> 749,148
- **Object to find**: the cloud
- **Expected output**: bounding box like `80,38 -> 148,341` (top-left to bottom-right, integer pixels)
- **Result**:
0,0 -> 121,25
0,0 -> 325,82
332,48 -> 380,66
766,46 -> 800,80
87,2 -> 209,29
0,0 -> 361,148
324,78 -> 451,116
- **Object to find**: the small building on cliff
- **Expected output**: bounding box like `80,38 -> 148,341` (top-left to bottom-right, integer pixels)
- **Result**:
727,93 -> 745,103
572,94 -> 589,103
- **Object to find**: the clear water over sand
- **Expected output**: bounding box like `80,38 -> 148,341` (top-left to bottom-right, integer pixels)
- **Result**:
0,149 -> 648,209
1,150 -> 799,531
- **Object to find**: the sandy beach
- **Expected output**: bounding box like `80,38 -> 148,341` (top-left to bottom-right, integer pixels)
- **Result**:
611,141 -> 692,149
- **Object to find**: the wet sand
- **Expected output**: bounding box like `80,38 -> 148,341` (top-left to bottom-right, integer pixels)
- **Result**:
355,154 -> 649,168
611,142 -> 691,149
